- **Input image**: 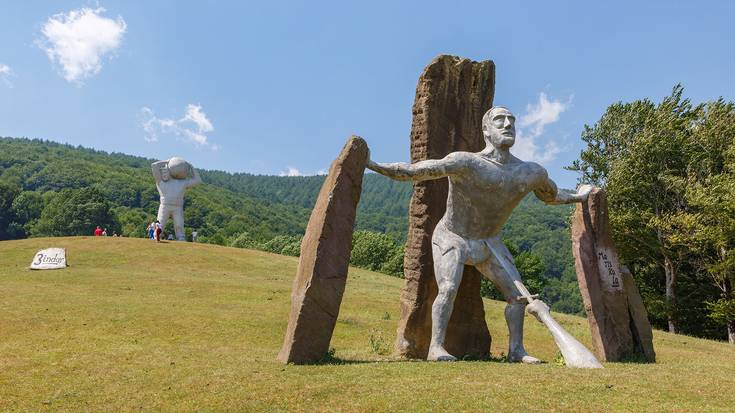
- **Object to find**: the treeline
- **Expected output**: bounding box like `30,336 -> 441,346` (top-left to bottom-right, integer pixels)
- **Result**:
230,230 -> 405,277
0,136 -> 585,314
569,86 -> 735,343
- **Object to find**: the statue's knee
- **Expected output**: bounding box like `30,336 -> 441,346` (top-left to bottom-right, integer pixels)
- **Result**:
506,298 -> 526,309
436,283 -> 459,302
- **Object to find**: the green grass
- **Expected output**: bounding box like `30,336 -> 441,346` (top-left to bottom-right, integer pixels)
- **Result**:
1,237 -> 734,412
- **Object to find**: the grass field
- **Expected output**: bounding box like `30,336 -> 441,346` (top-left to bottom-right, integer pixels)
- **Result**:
1,237 -> 734,412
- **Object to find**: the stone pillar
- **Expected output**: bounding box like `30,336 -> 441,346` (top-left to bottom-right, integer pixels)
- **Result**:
278,136 -> 368,364
571,188 -> 656,362
395,55 -> 495,359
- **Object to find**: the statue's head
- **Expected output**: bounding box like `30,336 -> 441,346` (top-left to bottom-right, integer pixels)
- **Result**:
160,164 -> 171,182
482,106 -> 516,149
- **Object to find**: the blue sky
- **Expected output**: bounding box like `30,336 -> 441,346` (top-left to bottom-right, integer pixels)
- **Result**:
1,1 -> 734,189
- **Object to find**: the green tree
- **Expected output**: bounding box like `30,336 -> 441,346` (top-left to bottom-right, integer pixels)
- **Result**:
568,85 -> 698,333
480,242 -> 547,301
350,230 -> 399,271
115,206 -> 153,238
654,99 -> 735,343
0,181 -> 21,240
32,187 -> 119,236
231,232 -> 257,249
379,244 -> 405,278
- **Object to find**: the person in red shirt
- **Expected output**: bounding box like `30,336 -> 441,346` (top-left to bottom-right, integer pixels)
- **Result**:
94,226 -> 103,236
154,220 -> 162,242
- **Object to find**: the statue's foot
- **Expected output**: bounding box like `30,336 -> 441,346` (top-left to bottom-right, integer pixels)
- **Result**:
508,351 -> 543,364
427,346 -> 457,362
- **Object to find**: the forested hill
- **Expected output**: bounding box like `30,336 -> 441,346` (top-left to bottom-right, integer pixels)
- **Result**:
202,172 -> 413,240
0,137 -> 582,313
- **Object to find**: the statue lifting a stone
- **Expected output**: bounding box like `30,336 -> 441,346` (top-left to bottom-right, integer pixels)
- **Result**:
151,157 -> 202,241
369,106 -> 602,367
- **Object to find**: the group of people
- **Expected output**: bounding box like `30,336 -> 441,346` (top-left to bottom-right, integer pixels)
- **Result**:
93,226 -> 119,237
146,221 -> 164,242
92,222 -> 188,242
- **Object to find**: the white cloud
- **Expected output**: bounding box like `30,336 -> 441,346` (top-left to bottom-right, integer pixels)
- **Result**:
0,64 -> 13,87
38,7 -> 126,84
512,92 -> 570,164
280,167 -> 303,177
279,167 -> 329,176
141,104 -> 218,149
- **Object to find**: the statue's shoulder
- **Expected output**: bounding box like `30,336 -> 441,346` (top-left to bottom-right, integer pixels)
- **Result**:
445,151 -> 475,161
519,160 -> 549,179
442,151 -> 477,168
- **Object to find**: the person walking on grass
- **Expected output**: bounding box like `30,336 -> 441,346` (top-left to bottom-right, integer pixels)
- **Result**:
154,220 -> 163,242
147,221 -> 155,239
94,226 -> 103,236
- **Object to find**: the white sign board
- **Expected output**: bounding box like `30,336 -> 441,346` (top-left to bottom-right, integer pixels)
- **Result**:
29,248 -> 68,270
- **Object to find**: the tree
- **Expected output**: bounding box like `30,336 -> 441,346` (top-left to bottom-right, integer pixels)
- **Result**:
480,241 -> 547,301
350,230 -> 399,271
0,181 -> 21,240
568,86 -> 699,333
569,86 -> 735,341
655,99 -> 735,343
32,187 -> 119,236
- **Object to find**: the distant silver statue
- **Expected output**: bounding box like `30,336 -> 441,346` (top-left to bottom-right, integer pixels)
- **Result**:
151,157 -> 202,241
369,106 -> 601,368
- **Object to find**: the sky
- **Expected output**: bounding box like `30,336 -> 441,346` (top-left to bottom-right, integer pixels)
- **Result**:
1,1 -> 734,189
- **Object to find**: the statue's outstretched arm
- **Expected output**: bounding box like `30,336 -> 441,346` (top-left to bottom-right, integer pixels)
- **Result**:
534,173 -> 592,205
367,153 -> 466,182
151,160 -> 167,184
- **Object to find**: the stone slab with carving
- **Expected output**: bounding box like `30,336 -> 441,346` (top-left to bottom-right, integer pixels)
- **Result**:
571,188 -> 656,362
396,54 -> 496,359
29,248 -> 68,270
277,136 -> 368,364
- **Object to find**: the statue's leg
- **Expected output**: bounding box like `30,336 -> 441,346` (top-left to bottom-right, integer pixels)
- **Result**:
428,244 -> 465,361
476,240 -> 541,364
172,207 -> 185,241
157,204 -> 169,229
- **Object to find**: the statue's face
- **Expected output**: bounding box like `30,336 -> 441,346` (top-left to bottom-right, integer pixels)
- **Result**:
161,165 -> 171,181
482,108 -> 516,149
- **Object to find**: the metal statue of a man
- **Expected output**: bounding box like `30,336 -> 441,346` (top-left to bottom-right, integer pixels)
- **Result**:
368,106 -> 592,362
151,157 -> 202,241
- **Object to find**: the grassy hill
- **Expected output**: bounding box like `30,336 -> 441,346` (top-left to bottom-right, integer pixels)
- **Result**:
1,238 -> 733,412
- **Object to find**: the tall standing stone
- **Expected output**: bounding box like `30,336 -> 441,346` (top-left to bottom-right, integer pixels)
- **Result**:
396,55 -> 495,359
278,136 -> 368,364
571,188 -> 656,362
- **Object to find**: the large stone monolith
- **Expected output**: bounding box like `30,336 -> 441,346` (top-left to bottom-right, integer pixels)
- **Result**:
571,188 -> 655,362
278,136 -> 368,364
396,55 -> 495,359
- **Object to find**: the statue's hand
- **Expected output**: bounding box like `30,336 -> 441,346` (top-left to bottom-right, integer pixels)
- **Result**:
526,300 -> 550,320
576,184 -> 594,201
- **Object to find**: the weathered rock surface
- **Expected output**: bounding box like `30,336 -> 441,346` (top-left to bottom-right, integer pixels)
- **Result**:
277,136 -> 368,364
396,55 -> 495,359
621,265 -> 656,362
571,188 -> 655,362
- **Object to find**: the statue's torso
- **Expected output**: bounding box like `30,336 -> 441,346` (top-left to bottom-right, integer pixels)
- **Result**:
443,152 -> 546,239
156,179 -> 189,206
